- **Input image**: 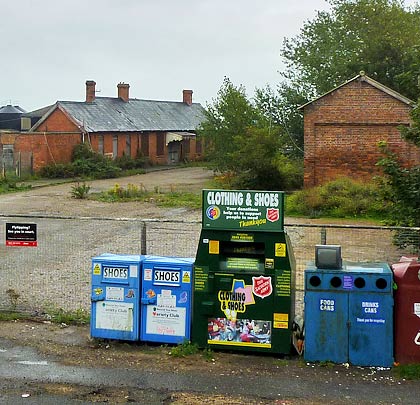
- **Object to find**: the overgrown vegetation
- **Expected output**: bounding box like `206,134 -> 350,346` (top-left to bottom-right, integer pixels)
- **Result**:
198,77 -> 303,190
168,341 -> 199,357
43,307 -> 90,325
0,307 -> 89,325
92,183 -> 202,209
39,143 -> 149,180
286,177 -> 391,220
377,96 -> 420,229
0,311 -> 28,321
0,175 -> 31,194
168,341 -> 214,361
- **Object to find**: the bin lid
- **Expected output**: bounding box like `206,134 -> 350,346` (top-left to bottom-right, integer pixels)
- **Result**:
392,260 -> 420,283
92,253 -> 145,263
143,255 -> 195,265
306,261 -> 391,274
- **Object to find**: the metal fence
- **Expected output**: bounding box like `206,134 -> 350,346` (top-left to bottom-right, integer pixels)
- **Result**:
0,214 -> 419,317
0,151 -> 33,177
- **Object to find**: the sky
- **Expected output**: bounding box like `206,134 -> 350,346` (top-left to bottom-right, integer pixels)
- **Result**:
0,0 -> 418,112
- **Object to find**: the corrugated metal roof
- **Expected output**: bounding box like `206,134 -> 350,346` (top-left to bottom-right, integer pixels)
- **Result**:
24,105 -> 54,118
51,97 -> 206,133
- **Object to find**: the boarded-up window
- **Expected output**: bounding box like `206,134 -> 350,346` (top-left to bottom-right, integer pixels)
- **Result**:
157,133 -> 165,156
196,139 -> 202,154
125,134 -> 131,157
183,139 -> 190,155
141,133 -> 149,156
98,135 -> 104,155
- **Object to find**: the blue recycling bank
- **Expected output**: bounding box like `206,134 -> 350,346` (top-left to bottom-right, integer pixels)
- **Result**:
90,253 -> 194,344
140,255 -> 194,344
91,254 -> 144,341
304,262 -> 394,367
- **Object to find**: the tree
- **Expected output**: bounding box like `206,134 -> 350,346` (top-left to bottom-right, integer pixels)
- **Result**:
377,99 -> 420,227
254,83 -> 307,157
198,78 -> 303,190
198,77 -> 258,173
281,0 -> 420,100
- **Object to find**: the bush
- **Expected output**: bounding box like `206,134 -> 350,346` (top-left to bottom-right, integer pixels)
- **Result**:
114,152 -> 150,170
40,143 -> 121,179
39,163 -> 75,178
286,177 -> 391,219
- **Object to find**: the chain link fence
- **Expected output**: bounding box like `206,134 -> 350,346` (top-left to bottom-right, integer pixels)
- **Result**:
0,214 -> 419,317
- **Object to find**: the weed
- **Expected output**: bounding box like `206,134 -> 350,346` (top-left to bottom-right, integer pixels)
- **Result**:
0,311 -> 27,321
155,192 -> 201,209
276,359 -> 290,367
44,307 -> 90,325
71,182 -> 91,199
201,347 -> 214,361
168,341 -> 199,357
6,288 -> 20,310
94,185 -> 201,209
393,363 -> 420,380
318,360 -> 335,368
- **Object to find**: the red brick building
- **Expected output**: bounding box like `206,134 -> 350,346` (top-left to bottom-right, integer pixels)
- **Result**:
1,81 -> 205,172
299,73 -> 420,188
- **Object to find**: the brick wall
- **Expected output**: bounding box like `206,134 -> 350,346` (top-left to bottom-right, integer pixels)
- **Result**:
303,79 -> 420,187
35,108 -> 80,132
15,133 -> 81,170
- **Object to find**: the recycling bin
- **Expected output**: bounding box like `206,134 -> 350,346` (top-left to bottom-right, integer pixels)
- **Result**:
392,257 -> 420,364
91,254 -> 144,341
347,262 -> 393,367
304,262 -> 394,367
140,255 -> 194,344
192,189 -> 296,355
304,268 -> 348,364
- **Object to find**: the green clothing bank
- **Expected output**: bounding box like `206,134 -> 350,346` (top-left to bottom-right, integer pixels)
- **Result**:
192,189 -> 296,354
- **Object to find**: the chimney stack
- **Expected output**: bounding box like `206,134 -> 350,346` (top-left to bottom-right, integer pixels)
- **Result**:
118,83 -> 130,102
183,89 -> 193,106
86,80 -> 96,102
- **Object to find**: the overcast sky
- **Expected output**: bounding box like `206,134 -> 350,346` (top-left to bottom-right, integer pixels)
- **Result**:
0,0 -> 417,111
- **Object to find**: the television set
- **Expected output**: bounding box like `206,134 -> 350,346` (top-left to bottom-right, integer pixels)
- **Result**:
315,244 -> 342,269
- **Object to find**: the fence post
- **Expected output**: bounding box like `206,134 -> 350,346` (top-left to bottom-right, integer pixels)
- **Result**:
140,221 -> 147,255
30,152 -> 34,176
320,227 -> 327,245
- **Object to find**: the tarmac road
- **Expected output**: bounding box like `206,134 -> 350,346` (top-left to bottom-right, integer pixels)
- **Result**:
1,327 -> 420,405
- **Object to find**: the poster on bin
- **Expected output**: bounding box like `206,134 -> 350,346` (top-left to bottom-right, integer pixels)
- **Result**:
202,189 -> 284,232
6,223 -> 37,247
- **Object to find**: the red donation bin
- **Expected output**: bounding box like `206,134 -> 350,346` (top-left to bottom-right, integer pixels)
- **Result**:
392,257 -> 420,364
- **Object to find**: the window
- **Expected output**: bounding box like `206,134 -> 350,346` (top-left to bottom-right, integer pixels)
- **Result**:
125,134 -> 131,157
113,135 -> 118,159
98,135 -> 104,155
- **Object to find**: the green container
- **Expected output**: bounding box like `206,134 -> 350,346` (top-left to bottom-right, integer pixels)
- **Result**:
192,189 -> 296,354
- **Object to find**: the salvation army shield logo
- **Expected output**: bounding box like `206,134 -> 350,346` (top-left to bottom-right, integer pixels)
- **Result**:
252,276 -> 272,299
266,208 -> 279,222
